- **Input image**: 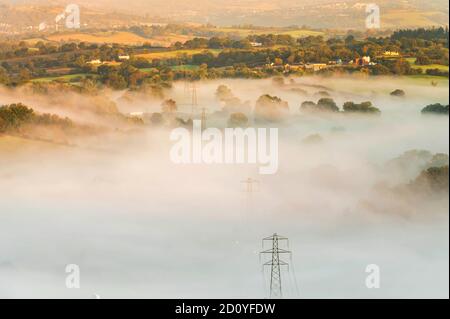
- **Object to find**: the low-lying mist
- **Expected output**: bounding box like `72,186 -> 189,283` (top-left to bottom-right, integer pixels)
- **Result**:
0,75 -> 448,298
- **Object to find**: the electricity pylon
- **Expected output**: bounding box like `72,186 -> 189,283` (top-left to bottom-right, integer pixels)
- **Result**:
183,71 -> 191,96
241,178 -> 259,194
260,233 -> 291,298
241,178 -> 259,215
191,81 -> 198,115
201,107 -> 207,131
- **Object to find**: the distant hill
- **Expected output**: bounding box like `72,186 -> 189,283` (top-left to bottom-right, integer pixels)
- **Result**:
0,0 -> 448,31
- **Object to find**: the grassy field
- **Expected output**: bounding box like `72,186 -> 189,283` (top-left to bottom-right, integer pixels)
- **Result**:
31,73 -> 94,83
405,75 -> 449,87
44,31 -> 195,47
382,10 -> 448,28
0,134 -> 60,153
46,31 -> 150,45
135,49 -> 223,60
213,27 -> 324,38
170,65 -> 200,71
406,58 -> 449,72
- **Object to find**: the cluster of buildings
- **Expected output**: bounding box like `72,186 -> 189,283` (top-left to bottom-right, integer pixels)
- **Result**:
270,50 -> 403,73
266,49 -> 401,73
87,55 -> 130,65
268,56 -> 375,73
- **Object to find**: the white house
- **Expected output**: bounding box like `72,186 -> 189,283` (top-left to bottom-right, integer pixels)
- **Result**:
87,59 -> 102,65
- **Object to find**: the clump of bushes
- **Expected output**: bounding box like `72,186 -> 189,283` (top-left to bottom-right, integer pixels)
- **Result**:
254,94 -> 289,122
421,103 -> 449,115
0,103 -> 73,133
300,98 -> 339,113
390,89 -> 405,97
343,101 -> 380,114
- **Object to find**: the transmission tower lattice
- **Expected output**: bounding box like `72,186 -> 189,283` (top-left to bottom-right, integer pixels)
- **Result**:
191,81 -> 198,115
260,233 -> 291,298
241,178 -> 259,194
201,107 -> 207,131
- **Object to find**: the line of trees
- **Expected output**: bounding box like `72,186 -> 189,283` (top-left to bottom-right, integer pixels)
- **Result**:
0,103 -> 73,133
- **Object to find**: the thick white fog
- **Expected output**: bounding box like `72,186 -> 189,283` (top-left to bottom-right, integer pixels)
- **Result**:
0,75 -> 448,298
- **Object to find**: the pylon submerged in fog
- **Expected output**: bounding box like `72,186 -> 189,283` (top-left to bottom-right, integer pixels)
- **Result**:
260,233 -> 291,298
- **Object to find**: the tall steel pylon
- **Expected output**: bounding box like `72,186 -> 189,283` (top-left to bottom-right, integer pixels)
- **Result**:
260,233 -> 291,298
241,178 -> 259,215
183,71 -> 191,96
191,81 -> 198,116
241,178 -> 259,193
200,107 -> 207,131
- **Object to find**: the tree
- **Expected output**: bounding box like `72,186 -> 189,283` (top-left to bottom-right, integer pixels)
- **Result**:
215,85 -> 234,102
254,94 -> 289,122
150,112 -> 164,125
0,66 -> 10,85
421,103 -> 449,115
19,68 -> 31,81
161,99 -> 177,113
300,98 -> 339,113
272,76 -> 285,87
390,89 -> 405,97
300,101 -> 317,112
343,101 -> 380,114
415,55 -> 431,65
0,103 -> 35,130
317,98 -> 339,112
228,112 -> 249,127
410,166 -> 449,194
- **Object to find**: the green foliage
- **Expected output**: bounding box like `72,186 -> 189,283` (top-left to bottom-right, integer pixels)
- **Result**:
421,103 -> 449,115
216,84 -> 234,102
300,98 -> 339,113
411,166 -> 449,194
161,99 -> 177,113
0,66 -> 10,85
150,112 -> 164,125
0,103 -> 35,131
301,98 -> 339,113
391,27 -> 449,43
228,112 -> 249,127
415,55 -> 431,65
254,94 -> 289,122
0,103 -> 74,133
317,98 -> 339,112
390,89 -> 405,97
343,101 -> 380,114
0,26 -> 448,88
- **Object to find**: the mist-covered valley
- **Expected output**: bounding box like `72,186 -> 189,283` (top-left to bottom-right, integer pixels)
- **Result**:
0,75 -> 448,298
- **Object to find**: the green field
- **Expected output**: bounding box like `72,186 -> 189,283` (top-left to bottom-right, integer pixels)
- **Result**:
405,75 -> 449,86
170,65 -> 200,71
406,58 -> 449,72
213,27 -> 324,38
136,49 -> 223,60
31,73 -> 94,83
